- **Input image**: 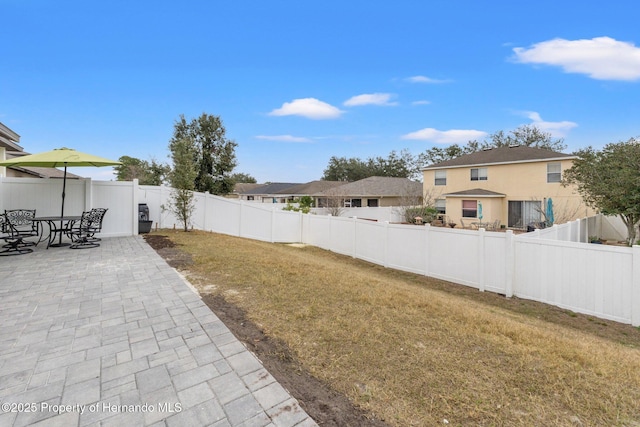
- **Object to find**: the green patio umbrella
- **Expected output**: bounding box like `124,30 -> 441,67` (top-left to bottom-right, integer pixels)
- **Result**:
0,147 -> 121,245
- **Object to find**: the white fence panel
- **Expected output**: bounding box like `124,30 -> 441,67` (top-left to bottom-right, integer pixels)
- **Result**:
0,177 -> 87,217
514,239 -> 634,323
209,197 -> 241,236
92,181 -> 135,237
273,211 -> 302,243
190,192 -> 209,231
138,185 -> 183,230
303,215 -> 331,250
386,224 -> 427,275
310,207 -> 404,223
427,228 -> 480,289
483,232 -> 508,294
354,220 -> 386,266
241,203 -> 275,242
329,217 -> 356,257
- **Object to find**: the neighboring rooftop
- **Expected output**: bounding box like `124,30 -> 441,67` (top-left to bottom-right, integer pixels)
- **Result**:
274,180 -> 344,196
316,176 -> 422,197
423,145 -> 575,170
232,182 -> 264,194
239,182 -> 302,195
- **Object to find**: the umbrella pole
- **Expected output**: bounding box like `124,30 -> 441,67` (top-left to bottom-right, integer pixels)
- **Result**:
57,165 -> 67,246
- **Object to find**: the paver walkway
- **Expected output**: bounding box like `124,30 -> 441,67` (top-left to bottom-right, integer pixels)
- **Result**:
0,236 -> 317,427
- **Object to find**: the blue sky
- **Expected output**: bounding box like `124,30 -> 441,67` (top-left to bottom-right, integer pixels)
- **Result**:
2,1 -> 640,182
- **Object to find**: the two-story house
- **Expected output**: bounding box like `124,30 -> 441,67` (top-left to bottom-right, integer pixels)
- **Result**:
422,145 -> 594,229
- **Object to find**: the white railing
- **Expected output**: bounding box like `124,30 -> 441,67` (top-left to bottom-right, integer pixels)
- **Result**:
2,178 -> 639,326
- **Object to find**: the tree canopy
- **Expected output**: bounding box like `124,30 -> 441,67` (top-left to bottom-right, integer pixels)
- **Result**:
114,155 -> 169,185
321,126 -> 565,182
322,149 -> 420,181
562,138 -> 640,244
169,113 -> 238,195
418,125 -> 567,166
230,172 -> 257,184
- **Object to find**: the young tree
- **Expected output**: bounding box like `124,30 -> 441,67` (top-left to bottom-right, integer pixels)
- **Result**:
394,186 -> 441,224
165,138 -> 198,231
563,138 -> 640,245
169,113 -> 238,195
282,196 -> 314,214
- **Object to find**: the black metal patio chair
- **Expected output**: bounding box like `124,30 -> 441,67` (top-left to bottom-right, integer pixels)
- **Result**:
4,209 -> 40,247
87,208 -> 108,241
69,211 -> 100,249
0,213 -> 34,256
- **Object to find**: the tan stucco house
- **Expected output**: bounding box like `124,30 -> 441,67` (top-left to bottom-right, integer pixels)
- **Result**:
422,145 -> 594,229
0,122 -> 81,179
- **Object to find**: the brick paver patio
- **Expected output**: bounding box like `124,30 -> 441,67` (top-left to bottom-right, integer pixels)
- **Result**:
0,236 -> 316,427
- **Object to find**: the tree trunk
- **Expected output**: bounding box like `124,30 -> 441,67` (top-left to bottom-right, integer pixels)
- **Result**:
621,214 -> 637,245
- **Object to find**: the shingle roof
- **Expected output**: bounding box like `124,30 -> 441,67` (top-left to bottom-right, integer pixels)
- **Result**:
423,145 -> 575,169
274,180 -> 344,195
240,182 -> 302,195
9,165 -> 82,179
232,183 -> 264,194
316,176 -> 422,197
444,188 -> 506,197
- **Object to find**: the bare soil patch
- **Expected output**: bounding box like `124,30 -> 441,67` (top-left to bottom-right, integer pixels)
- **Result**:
144,233 -> 387,426
144,234 -> 194,269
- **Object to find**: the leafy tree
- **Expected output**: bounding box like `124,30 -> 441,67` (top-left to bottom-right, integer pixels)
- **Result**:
169,113 -> 238,195
322,149 -> 420,181
282,196 -> 314,214
230,172 -> 257,184
322,156 -> 368,181
419,125 -> 567,166
562,138 -> 640,245
115,156 -> 147,181
115,156 -> 170,185
146,159 -> 171,186
165,138 -> 198,231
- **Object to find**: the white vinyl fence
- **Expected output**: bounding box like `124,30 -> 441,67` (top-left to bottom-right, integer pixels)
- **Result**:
2,178 -> 639,326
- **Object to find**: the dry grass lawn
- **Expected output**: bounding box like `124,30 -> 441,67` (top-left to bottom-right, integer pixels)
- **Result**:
158,229 -> 640,426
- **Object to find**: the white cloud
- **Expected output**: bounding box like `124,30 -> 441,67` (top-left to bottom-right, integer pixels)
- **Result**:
343,93 -> 397,107
512,37 -> 640,81
412,100 -> 431,106
406,75 -> 449,84
522,111 -> 578,137
268,98 -> 344,119
401,128 -> 487,144
256,135 -> 312,143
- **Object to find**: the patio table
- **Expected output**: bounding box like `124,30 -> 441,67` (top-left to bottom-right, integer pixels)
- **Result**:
34,215 -> 82,248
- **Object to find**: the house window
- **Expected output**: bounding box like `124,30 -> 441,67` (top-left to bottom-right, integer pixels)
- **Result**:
434,170 -> 446,186
435,199 -> 446,215
508,201 -> 542,228
367,199 -> 379,207
470,168 -> 487,181
547,162 -> 561,183
462,200 -> 477,218
247,196 -> 254,201
344,198 -> 362,207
